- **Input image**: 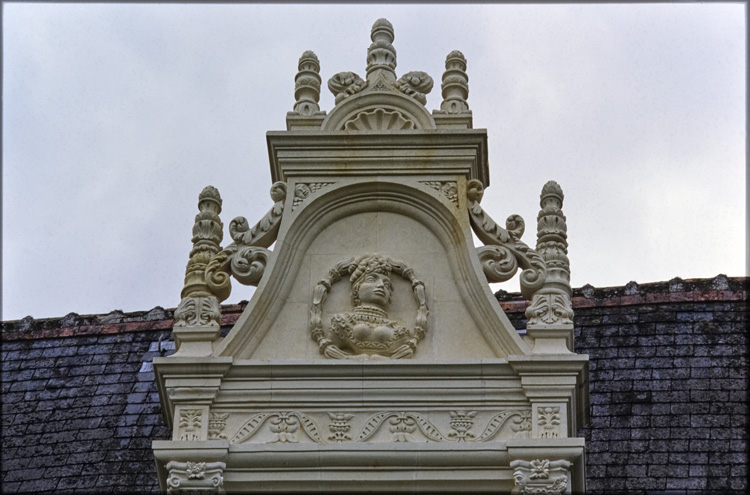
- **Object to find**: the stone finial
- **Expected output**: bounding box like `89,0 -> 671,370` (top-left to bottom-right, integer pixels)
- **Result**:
173,186 -> 224,338
525,180 -> 574,349
439,50 -> 470,114
366,18 -> 397,83
293,51 -> 322,116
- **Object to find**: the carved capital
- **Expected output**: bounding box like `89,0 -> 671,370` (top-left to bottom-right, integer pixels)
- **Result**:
165,460 -> 225,494
511,459 -> 570,495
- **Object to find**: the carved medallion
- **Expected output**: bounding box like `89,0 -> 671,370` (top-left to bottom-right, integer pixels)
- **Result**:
310,254 -> 428,360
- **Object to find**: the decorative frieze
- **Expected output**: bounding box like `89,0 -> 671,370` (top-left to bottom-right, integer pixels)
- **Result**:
226,409 -> 530,444
537,406 -> 562,438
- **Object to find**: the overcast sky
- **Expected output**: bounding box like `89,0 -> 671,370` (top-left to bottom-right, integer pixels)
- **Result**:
2,3 -> 746,321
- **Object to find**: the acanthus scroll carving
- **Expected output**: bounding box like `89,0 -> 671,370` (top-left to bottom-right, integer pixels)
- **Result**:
204,182 -> 286,301
466,179 -> 547,300
225,409 -> 531,444
309,254 -> 428,360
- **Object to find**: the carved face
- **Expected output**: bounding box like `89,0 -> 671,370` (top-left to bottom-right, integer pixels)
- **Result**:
355,272 -> 392,307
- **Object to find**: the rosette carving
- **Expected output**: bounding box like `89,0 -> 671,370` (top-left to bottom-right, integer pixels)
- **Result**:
328,72 -> 367,104
204,182 -> 286,302
396,71 -> 433,105
467,179 -> 546,299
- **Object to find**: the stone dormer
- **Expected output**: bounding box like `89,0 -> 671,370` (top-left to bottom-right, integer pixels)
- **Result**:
153,19 -> 588,494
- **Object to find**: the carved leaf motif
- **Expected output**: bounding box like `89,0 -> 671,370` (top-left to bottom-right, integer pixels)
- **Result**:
408,413 -> 447,442
356,412 -> 395,442
231,413 -> 275,444
477,245 -> 519,284
230,246 -> 270,286
472,410 -> 517,442
292,413 -> 324,443
466,179 -> 547,299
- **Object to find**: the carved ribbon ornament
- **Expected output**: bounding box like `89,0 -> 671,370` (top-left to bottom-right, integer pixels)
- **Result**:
205,182 -> 287,301
466,179 -> 546,300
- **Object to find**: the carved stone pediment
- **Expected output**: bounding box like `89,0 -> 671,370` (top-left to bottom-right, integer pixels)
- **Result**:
155,17 -> 588,494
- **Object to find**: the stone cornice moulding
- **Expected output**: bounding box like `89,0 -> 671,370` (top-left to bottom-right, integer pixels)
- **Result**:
266,130 -> 489,186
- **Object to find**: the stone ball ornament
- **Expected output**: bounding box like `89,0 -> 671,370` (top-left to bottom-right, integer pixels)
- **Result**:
309,254 -> 428,360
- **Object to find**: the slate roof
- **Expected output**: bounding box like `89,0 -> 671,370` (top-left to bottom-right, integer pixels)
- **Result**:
2,276 -> 748,494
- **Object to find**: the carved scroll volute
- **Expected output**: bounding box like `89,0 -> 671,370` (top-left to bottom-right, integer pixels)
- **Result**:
467,180 -> 546,300
204,182 -> 286,302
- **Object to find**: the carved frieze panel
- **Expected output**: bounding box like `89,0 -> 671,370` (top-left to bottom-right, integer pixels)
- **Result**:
309,254 -> 428,360
222,409 -> 531,445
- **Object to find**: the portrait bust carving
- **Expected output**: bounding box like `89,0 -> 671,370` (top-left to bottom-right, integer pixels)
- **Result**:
310,254 -> 428,360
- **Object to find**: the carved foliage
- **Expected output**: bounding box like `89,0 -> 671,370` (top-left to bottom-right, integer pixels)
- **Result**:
292,182 -> 334,210
538,406 -> 561,438
328,72 -> 367,104
328,413 -> 354,442
466,179 -> 547,299
396,71 -> 434,105
232,412 -> 323,444
448,410 -> 477,441
178,409 -> 202,441
511,459 -> 570,495
208,412 -> 230,440
421,181 -> 458,206
173,296 -> 221,328
204,182 -> 286,301
166,460 -> 225,493
525,180 -> 574,325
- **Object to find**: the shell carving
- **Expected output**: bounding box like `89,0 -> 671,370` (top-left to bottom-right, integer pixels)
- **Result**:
343,108 -> 416,131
